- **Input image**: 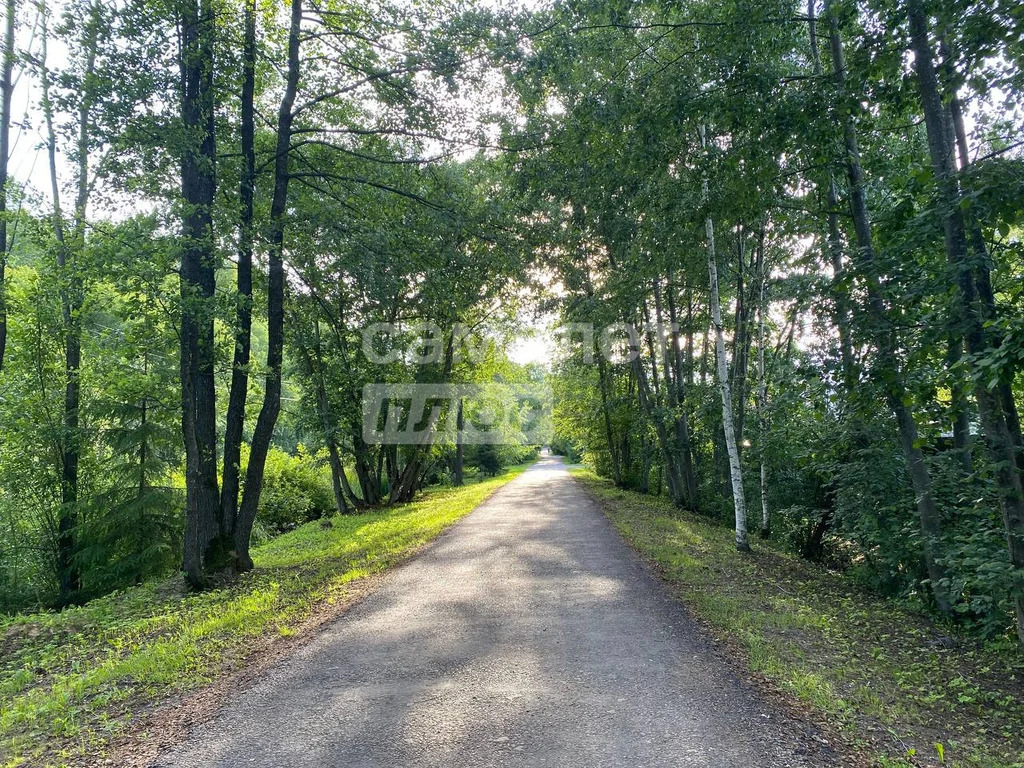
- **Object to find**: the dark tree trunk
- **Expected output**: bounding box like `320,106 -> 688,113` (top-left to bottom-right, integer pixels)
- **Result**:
42,1 -> 98,603
220,0 -> 257,537
942,40 -> 1024,473
353,435 -> 380,506
633,349 -> 684,505
809,0 -> 857,392
389,334 -> 455,505
582,265 -> 622,484
826,0 -> 951,614
596,349 -> 621,485
454,399 -> 464,486
908,0 -> 1024,642
947,336 -> 973,473
297,318 -> 349,516
666,278 -> 698,506
338,456 -> 362,508
234,0 -> 302,571
179,0 -> 223,588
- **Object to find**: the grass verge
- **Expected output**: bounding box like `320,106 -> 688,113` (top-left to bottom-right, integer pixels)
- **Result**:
0,465 -> 529,768
571,468 -> 1024,768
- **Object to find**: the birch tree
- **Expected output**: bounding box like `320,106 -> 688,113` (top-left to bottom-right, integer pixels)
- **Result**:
702,124 -> 749,553
0,0 -> 14,374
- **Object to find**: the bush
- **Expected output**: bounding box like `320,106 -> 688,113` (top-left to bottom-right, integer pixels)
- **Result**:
550,435 -> 581,463
469,444 -> 539,477
474,444 -> 504,476
252,446 -> 336,533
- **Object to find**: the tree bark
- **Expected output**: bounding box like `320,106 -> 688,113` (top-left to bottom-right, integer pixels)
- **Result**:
41,0 -> 98,602
666,276 -> 698,506
941,39 -> 1023,472
454,399 -> 464,486
389,333 -> 455,505
809,0 -> 857,391
755,235 -> 770,538
947,336 -> 972,473
907,0 -> 1024,642
702,125 -> 749,551
179,0 -> 223,588
583,264 -> 621,484
708,218 -> 749,551
0,0 -> 14,374
825,0 -> 951,613
352,436 -> 380,505
302,319 -> 348,515
731,230 -> 753,455
234,0 -> 303,571
220,0 -> 257,538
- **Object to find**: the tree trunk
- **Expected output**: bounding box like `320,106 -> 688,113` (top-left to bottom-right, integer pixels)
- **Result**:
947,336 -> 972,473
0,0 -> 14,374
701,126 -> 749,550
639,293 -> 686,505
41,0 -> 98,602
234,0 -> 302,571
942,39 -> 1024,473
389,333 -> 455,505
666,276 -> 698,506
179,0 -> 223,588
825,0 -> 951,613
352,436 -> 380,506
596,350 -> 622,484
707,221 -> 749,550
583,264 -> 622,484
220,0 -> 257,537
731,231 -> 753,456
631,327 -> 685,506
809,0 -> 857,391
756,236 -> 771,538
338,457 -> 362,508
907,0 -> 1024,642
300,319 -> 348,516
454,399 -> 464,486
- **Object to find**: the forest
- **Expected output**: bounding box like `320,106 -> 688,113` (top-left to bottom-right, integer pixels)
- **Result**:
0,0 -> 1023,764
0,0 -> 1022,724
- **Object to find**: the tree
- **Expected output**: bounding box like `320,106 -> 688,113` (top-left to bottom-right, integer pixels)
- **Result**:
178,0 -> 222,588
0,0 -> 15,374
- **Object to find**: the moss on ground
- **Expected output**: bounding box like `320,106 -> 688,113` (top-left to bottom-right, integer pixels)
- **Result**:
571,468 -> 1024,768
0,466 -> 528,768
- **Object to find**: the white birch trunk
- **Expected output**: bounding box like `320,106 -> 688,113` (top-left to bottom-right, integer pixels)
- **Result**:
757,249 -> 770,538
701,125 -> 749,552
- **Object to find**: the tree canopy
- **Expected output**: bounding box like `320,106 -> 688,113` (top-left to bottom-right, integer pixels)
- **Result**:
0,0 -> 1023,650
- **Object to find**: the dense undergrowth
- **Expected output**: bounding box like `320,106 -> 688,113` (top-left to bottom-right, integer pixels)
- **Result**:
0,465 -> 528,768
572,469 -> 1024,768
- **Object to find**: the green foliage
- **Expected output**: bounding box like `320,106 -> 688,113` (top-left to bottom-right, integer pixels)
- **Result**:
519,0 -> 1024,644
252,447 -> 336,533
467,443 -> 538,477
549,435 -> 581,463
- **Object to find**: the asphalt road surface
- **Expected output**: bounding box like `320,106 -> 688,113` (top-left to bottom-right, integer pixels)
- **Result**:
158,456 -> 829,767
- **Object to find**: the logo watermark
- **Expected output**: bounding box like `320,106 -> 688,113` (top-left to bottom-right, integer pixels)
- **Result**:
362,382 -> 550,446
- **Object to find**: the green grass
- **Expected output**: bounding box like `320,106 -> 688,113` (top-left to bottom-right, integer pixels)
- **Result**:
571,468 -> 1024,768
0,465 -> 529,768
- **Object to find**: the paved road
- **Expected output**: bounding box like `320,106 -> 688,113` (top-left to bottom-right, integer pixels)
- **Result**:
159,457 -> 828,767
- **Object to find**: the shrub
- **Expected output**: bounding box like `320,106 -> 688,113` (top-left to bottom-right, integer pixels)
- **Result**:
550,436 -> 581,463
252,446 -> 336,533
